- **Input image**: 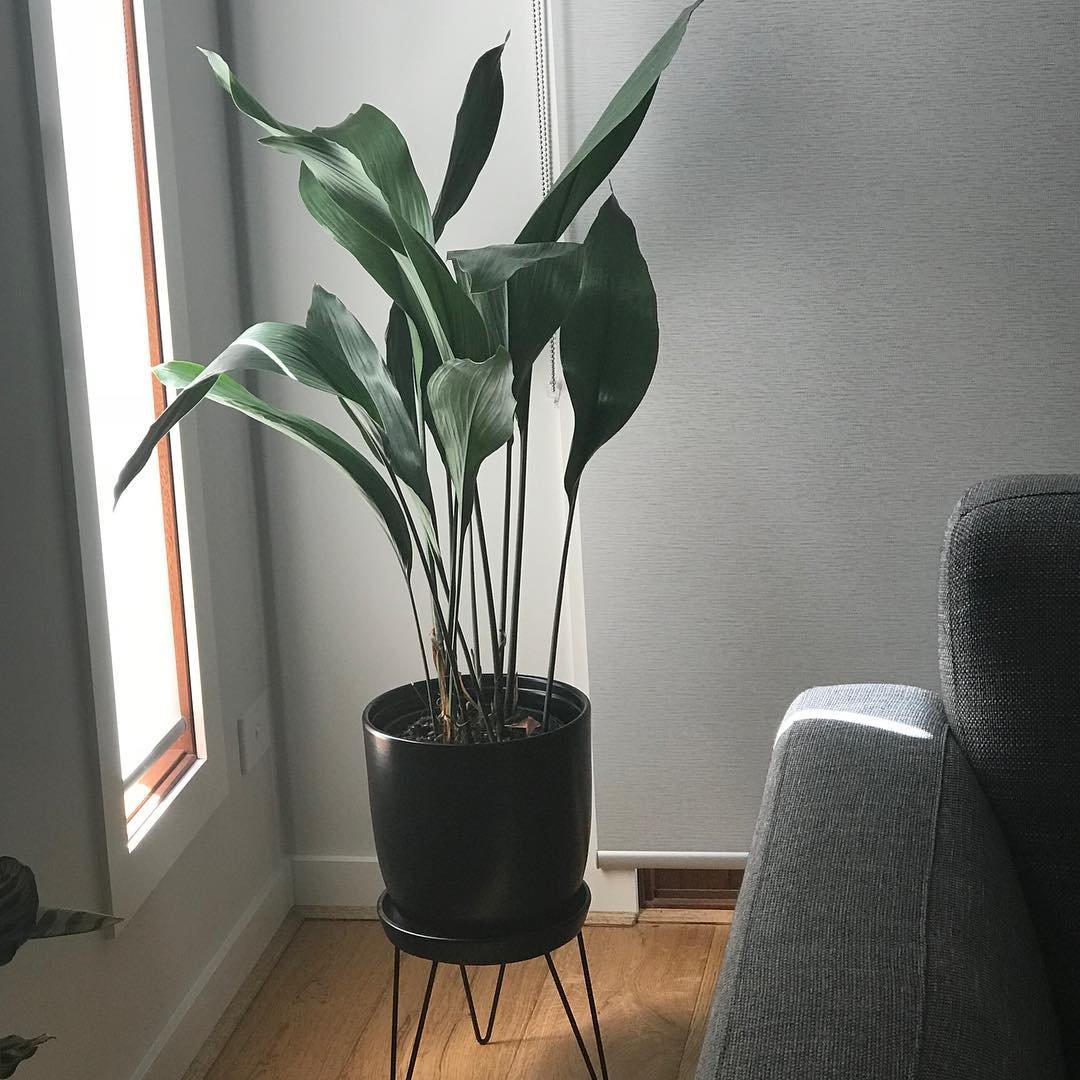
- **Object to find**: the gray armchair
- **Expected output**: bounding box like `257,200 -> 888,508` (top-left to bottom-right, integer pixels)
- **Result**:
696,476 -> 1080,1080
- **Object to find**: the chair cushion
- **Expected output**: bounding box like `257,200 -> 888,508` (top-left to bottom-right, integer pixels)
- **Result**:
939,475 -> 1080,1070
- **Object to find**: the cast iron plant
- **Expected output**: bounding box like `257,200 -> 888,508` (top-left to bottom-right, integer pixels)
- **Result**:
117,3 -> 703,742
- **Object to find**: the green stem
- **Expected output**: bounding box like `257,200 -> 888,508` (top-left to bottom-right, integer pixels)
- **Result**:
502,400 -> 530,718
473,499 -> 502,729
542,485 -> 578,732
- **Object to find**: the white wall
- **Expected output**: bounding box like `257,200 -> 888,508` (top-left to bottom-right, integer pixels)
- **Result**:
219,0 -> 636,910
0,4 -> 288,1078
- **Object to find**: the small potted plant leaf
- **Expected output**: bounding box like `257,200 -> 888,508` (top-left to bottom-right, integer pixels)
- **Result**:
0,857 -> 120,1075
117,3 -> 702,935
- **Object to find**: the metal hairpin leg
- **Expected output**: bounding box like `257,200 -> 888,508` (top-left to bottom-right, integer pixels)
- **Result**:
389,948 -> 439,1080
459,963 -> 506,1044
544,932 -> 610,1079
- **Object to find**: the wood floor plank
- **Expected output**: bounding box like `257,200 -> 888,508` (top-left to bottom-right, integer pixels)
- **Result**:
200,919 -> 723,1080
676,925 -> 728,1080
506,924 -> 715,1080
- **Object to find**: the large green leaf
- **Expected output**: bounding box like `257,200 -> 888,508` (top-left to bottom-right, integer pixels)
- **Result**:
384,303 -> 423,430
262,133 -> 403,252
198,47 -> 301,137
306,286 -> 434,518
427,348 -> 515,521
392,208 -> 490,361
516,1 -> 701,244
506,247 -> 584,401
447,242 -> 579,293
157,363 -> 412,572
114,322 -> 365,504
315,105 -> 432,241
431,37 -> 507,238
560,195 -> 658,497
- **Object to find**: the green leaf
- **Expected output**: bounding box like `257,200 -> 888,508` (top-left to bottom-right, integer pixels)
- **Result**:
0,858 -> 38,966
385,304 -> 423,430
198,47 -> 302,137
305,286 -> 434,518
29,908 -> 121,940
0,1035 -> 52,1078
427,348 -> 515,521
156,363 -> 413,572
315,105 -> 433,241
506,246 -> 584,402
432,36 -> 508,238
560,195 -> 658,497
392,208 -> 490,362
262,133 -> 403,252
517,1 -> 701,243
114,322 -> 364,504
446,242 -> 579,293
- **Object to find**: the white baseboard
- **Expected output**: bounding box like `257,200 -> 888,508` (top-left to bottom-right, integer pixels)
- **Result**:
129,859 -> 294,1080
291,854 -> 385,907
291,853 -> 640,915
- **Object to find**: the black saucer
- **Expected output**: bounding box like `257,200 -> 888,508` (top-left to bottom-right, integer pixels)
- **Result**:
377,883 -> 592,966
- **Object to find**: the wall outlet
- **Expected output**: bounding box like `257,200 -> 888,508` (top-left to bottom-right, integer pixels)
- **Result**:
238,687 -> 273,774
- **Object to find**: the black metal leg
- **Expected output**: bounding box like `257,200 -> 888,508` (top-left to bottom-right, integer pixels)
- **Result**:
459,963 -> 505,1044
389,948 -> 439,1080
577,933 -> 610,1079
545,945 -> 609,1080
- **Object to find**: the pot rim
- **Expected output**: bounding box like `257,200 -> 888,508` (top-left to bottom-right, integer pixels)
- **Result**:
362,674 -> 590,749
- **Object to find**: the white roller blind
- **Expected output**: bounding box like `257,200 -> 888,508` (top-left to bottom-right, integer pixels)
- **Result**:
553,0 -> 1080,856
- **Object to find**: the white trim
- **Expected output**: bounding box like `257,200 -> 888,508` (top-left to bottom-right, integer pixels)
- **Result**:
27,0 -> 230,920
290,855 -> 386,908
597,851 -> 749,870
128,860 -> 294,1080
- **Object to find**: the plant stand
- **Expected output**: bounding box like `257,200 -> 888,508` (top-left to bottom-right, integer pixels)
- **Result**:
378,883 -> 609,1079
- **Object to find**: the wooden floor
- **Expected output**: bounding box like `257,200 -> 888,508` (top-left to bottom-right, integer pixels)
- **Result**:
202,918 -> 726,1079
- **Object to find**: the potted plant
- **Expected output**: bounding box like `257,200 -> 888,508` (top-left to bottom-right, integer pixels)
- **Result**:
117,3 -> 701,936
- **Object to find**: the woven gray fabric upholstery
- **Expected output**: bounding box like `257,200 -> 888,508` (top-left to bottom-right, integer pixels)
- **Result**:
696,683 -> 1064,1080
939,475 -> 1080,1071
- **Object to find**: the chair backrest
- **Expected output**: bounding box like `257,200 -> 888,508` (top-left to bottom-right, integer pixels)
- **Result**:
939,475 -> 1080,1069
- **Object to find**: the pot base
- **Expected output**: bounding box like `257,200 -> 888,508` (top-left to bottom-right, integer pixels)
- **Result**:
377,883 -> 591,967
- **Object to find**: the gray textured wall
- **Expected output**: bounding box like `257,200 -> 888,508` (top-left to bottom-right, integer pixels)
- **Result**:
554,0 -> 1080,853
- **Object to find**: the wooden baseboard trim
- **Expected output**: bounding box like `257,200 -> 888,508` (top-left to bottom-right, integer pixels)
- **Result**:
294,904 -> 640,926
638,907 -> 734,925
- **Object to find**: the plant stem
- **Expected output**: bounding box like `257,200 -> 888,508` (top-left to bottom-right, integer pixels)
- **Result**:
502,399 -> 530,718
405,573 -> 435,720
542,485 -> 578,732
468,524 -> 482,691
498,440 -> 512,646
473,499 -> 502,729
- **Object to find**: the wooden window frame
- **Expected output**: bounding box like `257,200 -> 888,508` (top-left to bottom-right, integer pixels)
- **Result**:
120,0 -> 197,829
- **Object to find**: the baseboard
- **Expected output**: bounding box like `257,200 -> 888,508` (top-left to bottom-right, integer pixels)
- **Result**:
291,854 -> 385,907
291,854 -> 641,918
129,859 -> 294,1080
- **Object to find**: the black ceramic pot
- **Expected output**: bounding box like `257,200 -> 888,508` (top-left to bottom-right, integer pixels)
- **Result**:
363,675 -> 591,936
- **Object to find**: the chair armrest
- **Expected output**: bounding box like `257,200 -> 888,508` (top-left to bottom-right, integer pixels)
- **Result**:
696,683 -> 1064,1080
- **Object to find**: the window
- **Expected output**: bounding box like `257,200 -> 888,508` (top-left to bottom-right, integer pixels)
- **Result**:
50,0 -> 196,840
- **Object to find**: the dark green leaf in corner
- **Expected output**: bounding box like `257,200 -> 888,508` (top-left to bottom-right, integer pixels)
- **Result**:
446,242 -> 579,293
516,1 -> 702,243
0,1035 -> 52,1078
0,857 -> 38,966
156,363 -> 413,573
432,36 -> 508,238
560,195 -> 659,498
29,909 -> 121,940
